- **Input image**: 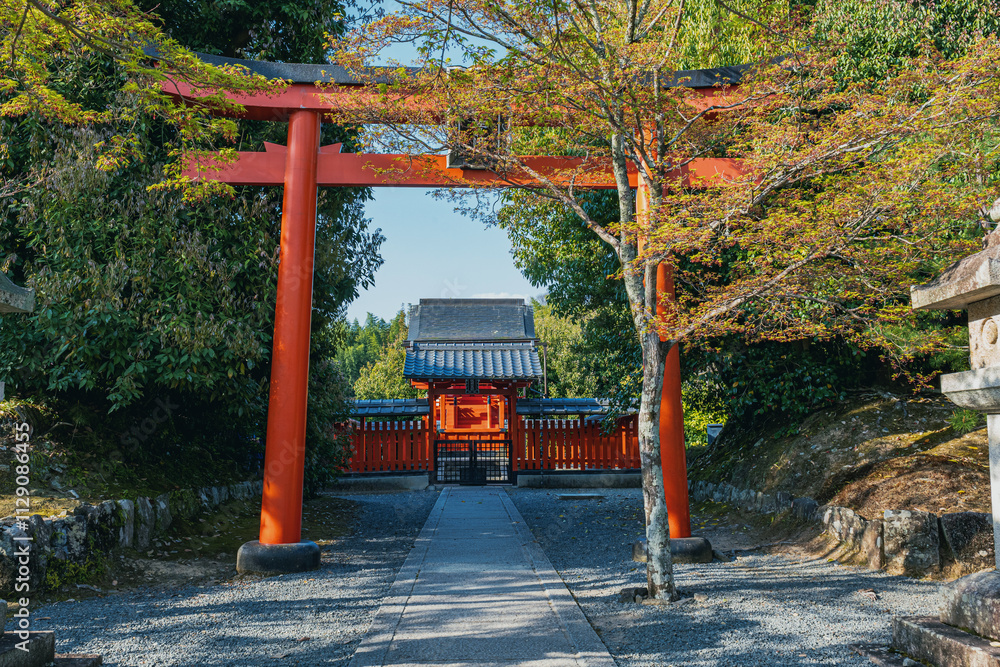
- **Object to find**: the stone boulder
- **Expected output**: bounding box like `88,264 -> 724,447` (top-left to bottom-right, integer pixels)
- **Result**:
791,497 -> 819,522
134,497 -> 154,550
712,484 -> 731,504
775,491 -> 792,513
49,515 -> 88,562
861,518 -> 885,570
170,489 -> 199,520
116,500 -> 135,549
939,511 -> 994,573
0,523 -> 46,594
825,506 -> 867,550
759,493 -> 778,514
739,488 -> 756,513
73,503 -> 117,552
0,526 -> 22,594
939,570 -> 1000,642
26,514 -> 51,584
154,493 -> 172,534
883,509 -> 940,577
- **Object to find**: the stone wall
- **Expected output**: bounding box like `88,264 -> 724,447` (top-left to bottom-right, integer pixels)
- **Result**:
689,480 -> 994,578
0,480 -> 263,596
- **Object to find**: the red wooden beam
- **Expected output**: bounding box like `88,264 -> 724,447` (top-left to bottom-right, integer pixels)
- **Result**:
183,145 -> 745,189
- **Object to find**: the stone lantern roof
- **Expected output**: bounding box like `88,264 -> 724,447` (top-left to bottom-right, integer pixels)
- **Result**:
911,244 -> 1000,311
0,272 -> 33,314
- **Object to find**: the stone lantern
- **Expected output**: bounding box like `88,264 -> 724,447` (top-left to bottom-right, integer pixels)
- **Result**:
870,240 -> 1000,664
0,271 -> 34,403
0,278 -> 100,663
0,272 -> 31,645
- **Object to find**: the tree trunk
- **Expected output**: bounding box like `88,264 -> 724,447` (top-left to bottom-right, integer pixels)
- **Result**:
610,130 -> 677,601
638,332 -> 677,601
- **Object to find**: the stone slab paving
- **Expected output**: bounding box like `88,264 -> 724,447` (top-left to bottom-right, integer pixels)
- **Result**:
348,487 -> 616,667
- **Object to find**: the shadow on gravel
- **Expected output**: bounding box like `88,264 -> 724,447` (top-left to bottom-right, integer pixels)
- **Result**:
31,490 -> 442,666
507,487 -> 939,667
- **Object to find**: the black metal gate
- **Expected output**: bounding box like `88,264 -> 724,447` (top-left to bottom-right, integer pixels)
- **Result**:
434,439 -> 511,484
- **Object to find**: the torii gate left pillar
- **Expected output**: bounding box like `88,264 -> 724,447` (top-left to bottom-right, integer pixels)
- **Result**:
236,109 -> 323,574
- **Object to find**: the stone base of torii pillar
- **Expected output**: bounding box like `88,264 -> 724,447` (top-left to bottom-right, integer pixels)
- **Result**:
856,241 -> 1000,665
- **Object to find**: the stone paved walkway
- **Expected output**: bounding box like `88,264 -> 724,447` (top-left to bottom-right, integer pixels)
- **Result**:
348,487 -> 616,667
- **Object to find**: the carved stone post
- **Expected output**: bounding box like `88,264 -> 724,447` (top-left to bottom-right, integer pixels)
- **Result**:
859,243 -> 1000,664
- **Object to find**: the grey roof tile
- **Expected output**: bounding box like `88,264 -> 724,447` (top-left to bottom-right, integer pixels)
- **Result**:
407,298 -> 535,342
404,342 -> 542,379
350,399 -> 429,417
517,398 -> 617,416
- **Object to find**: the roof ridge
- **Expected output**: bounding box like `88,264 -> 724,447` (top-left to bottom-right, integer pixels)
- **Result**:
413,341 -> 536,347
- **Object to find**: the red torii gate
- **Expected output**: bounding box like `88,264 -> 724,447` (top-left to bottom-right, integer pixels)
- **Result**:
173,54 -> 744,573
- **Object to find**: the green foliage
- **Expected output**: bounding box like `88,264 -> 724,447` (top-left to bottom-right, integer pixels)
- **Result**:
492,1 -> 996,434
681,378 -> 728,448
530,299 -> 598,398
304,325 -> 353,496
0,1 -> 292,198
354,346 -> 419,400
43,552 -> 108,593
812,0 -> 1000,83
675,0 -> 787,68
0,0 -> 382,496
948,408 -> 985,434
687,339 -> 874,431
337,311 -> 409,392
352,310 -> 421,400
497,190 -> 642,407
137,0 -> 354,62
3,130 -> 276,410
499,191 -> 623,317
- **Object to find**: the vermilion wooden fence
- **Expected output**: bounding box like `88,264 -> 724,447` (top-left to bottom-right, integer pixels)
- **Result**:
344,415 -> 639,473
513,416 -> 639,471
347,420 -> 433,472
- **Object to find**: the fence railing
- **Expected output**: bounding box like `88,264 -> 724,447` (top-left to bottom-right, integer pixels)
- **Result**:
514,416 -> 639,471
346,419 -> 432,473
343,414 -> 639,473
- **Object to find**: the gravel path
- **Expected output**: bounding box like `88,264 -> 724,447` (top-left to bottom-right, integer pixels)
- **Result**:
506,487 -> 943,667
32,487 -> 945,666
32,490 -> 439,667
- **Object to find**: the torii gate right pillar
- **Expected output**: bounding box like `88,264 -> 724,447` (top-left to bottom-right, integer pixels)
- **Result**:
637,181 -> 692,539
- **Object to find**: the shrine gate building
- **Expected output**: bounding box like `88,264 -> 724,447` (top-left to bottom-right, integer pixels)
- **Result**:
347,298 -> 640,485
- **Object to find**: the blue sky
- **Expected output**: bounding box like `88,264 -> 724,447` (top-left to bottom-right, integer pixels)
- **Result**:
346,191 -> 542,322
343,22 -> 539,323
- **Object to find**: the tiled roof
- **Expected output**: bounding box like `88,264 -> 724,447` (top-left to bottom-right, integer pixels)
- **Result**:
404,342 -> 542,380
348,397 -> 633,417
407,299 -> 535,342
517,398 -> 631,416
350,399 -> 429,417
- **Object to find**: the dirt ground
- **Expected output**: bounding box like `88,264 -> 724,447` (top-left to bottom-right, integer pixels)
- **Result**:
34,493 -> 358,604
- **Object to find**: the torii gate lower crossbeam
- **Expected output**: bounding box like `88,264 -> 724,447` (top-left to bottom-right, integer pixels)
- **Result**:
177,61 -> 735,572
